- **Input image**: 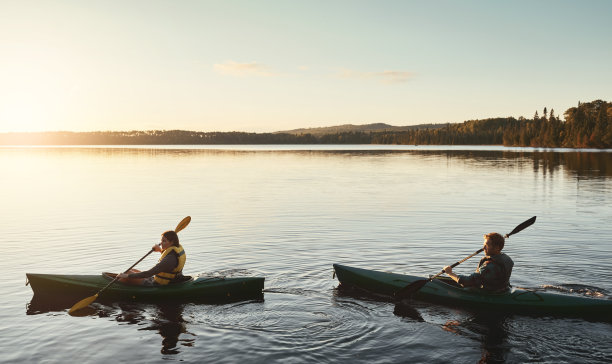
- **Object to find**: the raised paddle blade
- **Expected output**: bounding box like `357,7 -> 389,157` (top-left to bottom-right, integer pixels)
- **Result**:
395,279 -> 430,300
505,216 -> 536,238
68,293 -> 98,315
175,216 -> 191,233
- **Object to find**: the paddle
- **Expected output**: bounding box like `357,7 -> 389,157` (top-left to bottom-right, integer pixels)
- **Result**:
68,216 -> 191,315
395,216 -> 536,300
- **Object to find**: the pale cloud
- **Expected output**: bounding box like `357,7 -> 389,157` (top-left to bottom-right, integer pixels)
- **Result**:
214,61 -> 276,77
337,68 -> 414,84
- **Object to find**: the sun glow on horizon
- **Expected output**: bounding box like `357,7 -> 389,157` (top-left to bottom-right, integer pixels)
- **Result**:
0,41 -> 82,132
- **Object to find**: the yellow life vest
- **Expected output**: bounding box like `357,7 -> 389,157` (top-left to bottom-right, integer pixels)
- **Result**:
154,245 -> 186,285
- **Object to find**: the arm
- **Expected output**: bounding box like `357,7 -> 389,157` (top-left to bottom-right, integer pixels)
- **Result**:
444,265 -> 483,288
443,266 -> 461,283
118,253 -> 177,279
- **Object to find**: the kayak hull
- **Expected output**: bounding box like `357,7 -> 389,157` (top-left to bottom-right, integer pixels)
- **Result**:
26,273 -> 264,303
333,264 -> 612,318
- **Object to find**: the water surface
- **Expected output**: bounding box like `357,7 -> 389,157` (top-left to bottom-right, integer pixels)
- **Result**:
1,145 -> 611,363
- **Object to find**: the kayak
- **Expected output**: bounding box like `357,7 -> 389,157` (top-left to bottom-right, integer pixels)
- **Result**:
333,264 -> 612,317
26,273 -> 264,303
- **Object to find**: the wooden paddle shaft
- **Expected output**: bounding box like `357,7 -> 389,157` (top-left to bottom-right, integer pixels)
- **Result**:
96,248 -> 156,295
429,247 -> 485,281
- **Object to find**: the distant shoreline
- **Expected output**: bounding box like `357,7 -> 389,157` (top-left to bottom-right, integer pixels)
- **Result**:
2,99 -> 611,148
4,145 -> 610,153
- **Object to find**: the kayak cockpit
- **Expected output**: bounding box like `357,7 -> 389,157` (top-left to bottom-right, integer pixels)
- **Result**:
102,272 -> 194,286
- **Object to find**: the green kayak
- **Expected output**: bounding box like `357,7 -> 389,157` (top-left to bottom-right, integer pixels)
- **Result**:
26,273 -> 264,303
333,264 -> 612,317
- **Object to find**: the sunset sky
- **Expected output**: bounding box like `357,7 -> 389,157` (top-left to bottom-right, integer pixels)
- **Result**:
1,0 -> 611,133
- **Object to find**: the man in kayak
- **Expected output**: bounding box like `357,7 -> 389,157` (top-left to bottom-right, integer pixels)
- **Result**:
443,232 -> 514,292
117,230 -> 187,286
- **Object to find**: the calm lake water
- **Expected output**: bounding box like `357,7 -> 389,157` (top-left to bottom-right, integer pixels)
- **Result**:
1,145 -> 611,363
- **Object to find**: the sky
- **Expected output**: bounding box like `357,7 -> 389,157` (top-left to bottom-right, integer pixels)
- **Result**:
1,0 -> 611,133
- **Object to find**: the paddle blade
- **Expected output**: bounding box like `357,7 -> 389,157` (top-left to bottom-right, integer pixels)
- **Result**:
393,302 -> 425,321
506,216 -> 536,238
68,293 -> 98,315
175,216 -> 191,233
395,279 -> 430,300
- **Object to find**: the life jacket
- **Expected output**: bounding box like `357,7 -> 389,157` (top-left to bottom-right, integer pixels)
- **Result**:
154,245 -> 186,285
477,253 -> 514,292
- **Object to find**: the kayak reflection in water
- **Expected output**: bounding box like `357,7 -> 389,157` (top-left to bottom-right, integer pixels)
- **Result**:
117,230 -> 187,286
443,233 -> 514,292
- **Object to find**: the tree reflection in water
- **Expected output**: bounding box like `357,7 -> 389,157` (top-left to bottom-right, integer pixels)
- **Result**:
425,149 -> 612,179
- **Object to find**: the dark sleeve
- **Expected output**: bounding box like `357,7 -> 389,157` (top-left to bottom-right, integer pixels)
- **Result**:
457,271 -> 483,287
128,254 -> 178,278
458,260 -> 500,288
457,257 -> 487,287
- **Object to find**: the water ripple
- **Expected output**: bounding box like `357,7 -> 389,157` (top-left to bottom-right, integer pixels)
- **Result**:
4,147 -> 612,363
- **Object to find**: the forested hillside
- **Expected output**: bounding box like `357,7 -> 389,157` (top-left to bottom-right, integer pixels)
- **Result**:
366,100 -> 611,148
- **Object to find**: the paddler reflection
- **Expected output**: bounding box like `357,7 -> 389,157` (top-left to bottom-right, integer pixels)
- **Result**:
153,304 -> 191,355
442,312 -> 510,364
116,303 -> 191,355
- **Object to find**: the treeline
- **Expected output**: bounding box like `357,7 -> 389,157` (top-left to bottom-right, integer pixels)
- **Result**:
368,100 -> 612,148
1,100 -> 610,148
0,130 -> 319,145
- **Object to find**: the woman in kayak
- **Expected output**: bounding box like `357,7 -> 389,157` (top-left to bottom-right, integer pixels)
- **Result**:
117,230 -> 187,286
443,232 -> 514,292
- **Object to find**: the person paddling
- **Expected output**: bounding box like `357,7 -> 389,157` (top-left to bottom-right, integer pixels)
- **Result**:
443,233 -> 513,292
117,230 -> 187,286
